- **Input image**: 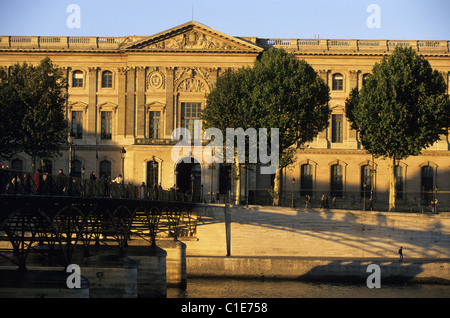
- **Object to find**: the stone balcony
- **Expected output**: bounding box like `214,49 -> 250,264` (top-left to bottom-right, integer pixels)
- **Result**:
0,36 -> 124,50
244,37 -> 450,55
1,34 -> 448,55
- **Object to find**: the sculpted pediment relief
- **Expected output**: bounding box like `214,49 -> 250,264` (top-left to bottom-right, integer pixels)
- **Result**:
124,21 -> 263,53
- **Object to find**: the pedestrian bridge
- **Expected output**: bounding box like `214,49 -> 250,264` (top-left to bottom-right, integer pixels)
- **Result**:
0,168 -> 196,271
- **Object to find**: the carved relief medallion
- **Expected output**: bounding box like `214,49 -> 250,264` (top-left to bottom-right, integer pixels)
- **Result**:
147,68 -> 165,90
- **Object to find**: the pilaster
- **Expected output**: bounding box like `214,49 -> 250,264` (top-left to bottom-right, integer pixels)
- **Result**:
136,67 -> 146,138
165,67 -> 174,138
117,67 -> 127,138
125,67 -> 136,139
86,67 -> 97,145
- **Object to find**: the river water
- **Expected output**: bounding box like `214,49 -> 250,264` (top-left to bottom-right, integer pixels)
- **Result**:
168,278 -> 450,298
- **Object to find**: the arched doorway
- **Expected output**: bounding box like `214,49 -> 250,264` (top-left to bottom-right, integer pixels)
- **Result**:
176,159 -> 201,201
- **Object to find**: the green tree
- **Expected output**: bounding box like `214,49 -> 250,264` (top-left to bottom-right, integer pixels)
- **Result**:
0,67 -> 25,160
250,48 -> 330,205
203,48 -> 330,205
0,57 -> 69,169
202,67 -> 255,204
345,47 -> 450,211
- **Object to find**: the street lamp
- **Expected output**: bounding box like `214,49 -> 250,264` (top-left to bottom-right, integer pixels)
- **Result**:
201,184 -> 204,203
209,164 -> 215,203
120,147 -> 126,183
363,182 -> 367,211
434,185 -> 438,214
291,177 -> 295,208
68,132 -> 75,177
191,174 -> 195,202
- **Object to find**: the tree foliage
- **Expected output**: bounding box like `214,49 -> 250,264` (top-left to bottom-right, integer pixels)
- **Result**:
202,48 -> 330,204
345,46 -> 450,210
0,57 -> 69,166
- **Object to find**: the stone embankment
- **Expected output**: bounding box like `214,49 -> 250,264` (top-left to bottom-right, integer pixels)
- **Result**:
183,204 -> 450,284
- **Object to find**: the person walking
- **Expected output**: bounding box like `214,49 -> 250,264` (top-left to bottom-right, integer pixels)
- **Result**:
398,246 -> 403,262
320,194 -> 325,208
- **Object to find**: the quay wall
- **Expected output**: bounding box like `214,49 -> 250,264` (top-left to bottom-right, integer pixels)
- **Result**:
183,204 -> 450,282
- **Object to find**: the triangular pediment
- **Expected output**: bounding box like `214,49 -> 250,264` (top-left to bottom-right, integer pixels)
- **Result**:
124,21 -> 263,52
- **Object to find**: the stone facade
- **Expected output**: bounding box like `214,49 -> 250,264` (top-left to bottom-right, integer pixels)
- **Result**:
0,21 -> 449,210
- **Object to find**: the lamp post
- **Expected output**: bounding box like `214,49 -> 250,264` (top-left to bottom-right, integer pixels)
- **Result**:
434,185 -> 438,214
209,164 -> 215,203
201,184 -> 204,203
291,177 -> 295,208
363,182 -> 367,211
191,173 -> 195,194
209,148 -> 215,203
245,165 -> 248,208
120,147 -> 126,184
68,133 -> 75,177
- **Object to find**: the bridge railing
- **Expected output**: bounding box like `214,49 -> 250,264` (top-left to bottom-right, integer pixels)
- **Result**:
0,167 -> 192,202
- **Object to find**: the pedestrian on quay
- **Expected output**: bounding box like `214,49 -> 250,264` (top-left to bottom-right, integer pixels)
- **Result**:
398,246 -> 403,262
320,194 -> 325,208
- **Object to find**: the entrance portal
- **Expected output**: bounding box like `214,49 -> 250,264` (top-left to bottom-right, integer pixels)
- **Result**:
176,160 -> 201,201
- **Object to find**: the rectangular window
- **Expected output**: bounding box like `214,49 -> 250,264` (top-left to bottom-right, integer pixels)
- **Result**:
361,165 -> 373,198
301,164 -> 313,196
332,75 -> 343,90
332,114 -> 343,143
102,71 -> 113,88
101,111 -> 112,140
71,111 -> 83,139
181,102 -> 201,139
330,164 -> 343,197
149,111 -> 161,139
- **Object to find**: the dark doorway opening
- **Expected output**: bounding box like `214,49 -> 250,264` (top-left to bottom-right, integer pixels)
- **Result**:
176,160 -> 201,201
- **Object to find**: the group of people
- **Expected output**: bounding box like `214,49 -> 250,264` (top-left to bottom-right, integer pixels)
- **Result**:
1,165 -> 52,195
304,194 -> 376,211
304,194 -> 338,209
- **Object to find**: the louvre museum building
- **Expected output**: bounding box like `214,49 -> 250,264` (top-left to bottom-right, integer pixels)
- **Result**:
1,21 -> 449,211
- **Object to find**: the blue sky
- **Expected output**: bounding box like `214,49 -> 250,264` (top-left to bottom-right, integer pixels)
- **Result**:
0,0 -> 449,40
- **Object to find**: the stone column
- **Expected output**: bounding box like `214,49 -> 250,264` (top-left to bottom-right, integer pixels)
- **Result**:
165,67 -> 174,138
117,67 -> 127,139
86,67 -> 98,145
136,67 -> 146,138
347,70 -> 359,149
349,70 -> 359,89
317,70 -> 330,148
125,67 -> 135,139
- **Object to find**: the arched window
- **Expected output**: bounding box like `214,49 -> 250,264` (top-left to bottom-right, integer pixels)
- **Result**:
99,160 -> 111,180
101,71 -> 113,88
72,70 -> 83,87
11,158 -> 23,171
300,164 -> 313,196
361,165 -> 373,198
394,165 -> 403,199
332,73 -> 343,91
362,73 -> 370,87
330,164 -> 343,197
421,166 -> 434,203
